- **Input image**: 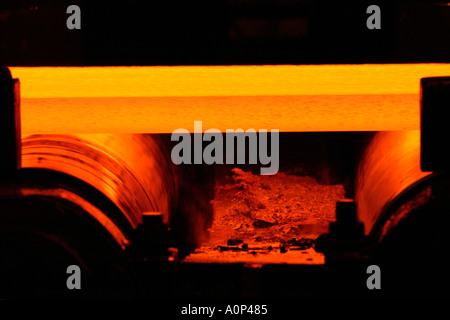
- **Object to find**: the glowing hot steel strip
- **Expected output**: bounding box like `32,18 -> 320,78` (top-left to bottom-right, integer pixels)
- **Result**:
9,64 -> 450,133
10,64 -> 450,97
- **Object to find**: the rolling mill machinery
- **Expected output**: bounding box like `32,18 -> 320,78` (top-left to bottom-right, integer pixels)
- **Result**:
2,64 -> 450,300
0,66 -> 214,298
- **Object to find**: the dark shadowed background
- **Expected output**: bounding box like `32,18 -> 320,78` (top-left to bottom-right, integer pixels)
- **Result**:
1,0 -> 450,66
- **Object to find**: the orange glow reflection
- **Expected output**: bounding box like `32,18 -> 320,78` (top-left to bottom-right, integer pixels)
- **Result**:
20,188 -> 130,249
355,130 -> 432,235
21,134 -> 176,227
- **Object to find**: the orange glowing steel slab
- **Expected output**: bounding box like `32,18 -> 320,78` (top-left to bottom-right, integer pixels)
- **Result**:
9,64 -> 450,134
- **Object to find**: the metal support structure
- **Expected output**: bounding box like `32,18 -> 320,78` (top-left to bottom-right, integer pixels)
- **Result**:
0,67 -> 21,179
421,76 -> 450,172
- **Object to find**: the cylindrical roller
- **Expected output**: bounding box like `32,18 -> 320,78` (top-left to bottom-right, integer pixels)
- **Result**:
21,134 -> 177,230
0,133 -> 213,297
19,133 -> 213,254
355,131 -> 432,236
355,130 -> 450,251
354,130 -> 450,298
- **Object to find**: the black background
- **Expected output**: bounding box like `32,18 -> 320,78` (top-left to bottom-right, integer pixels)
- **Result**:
1,0 -> 450,66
